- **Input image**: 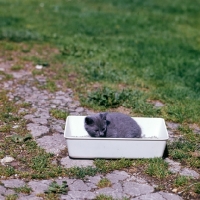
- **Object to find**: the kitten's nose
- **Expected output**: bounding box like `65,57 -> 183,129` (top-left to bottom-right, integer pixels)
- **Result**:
99,132 -> 104,137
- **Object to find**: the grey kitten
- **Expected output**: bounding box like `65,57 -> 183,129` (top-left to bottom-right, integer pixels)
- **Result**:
84,112 -> 141,138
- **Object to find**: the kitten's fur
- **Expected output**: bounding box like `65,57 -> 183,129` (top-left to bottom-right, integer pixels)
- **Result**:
84,112 -> 141,138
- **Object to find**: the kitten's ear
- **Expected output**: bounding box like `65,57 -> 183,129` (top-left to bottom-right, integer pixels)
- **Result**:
85,117 -> 94,125
100,112 -> 107,120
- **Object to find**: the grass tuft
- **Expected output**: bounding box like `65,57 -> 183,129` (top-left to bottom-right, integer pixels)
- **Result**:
50,109 -> 69,120
0,166 -> 16,177
67,166 -> 98,179
45,181 -> 68,195
94,158 -> 133,174
174,176 -> 190,187
94,194 -> 114,200
5,194 -> 18,200
14,185 -> 32,194
145,158 -> 170,179
194,183 -> 200,194
97,178 -> 112,188
10,65 -> 23,71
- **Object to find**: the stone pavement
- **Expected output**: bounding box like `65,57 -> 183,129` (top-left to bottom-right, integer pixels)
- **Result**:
0,68 -> 199,200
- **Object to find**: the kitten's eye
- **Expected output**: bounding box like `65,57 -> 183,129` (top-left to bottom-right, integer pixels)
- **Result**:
95,130 -> 99,132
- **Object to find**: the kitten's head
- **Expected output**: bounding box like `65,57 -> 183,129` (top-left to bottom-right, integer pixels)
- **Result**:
84,113 -> 107,137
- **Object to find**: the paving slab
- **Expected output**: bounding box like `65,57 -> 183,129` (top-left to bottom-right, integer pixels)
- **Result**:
129,176 -> 147,184
50,124 -> 64,133
95,187 -> 127,199
34,109 -> 50,119
75,107 -> 84,113
0,194 -> 5,200
85,175 -> 102,185
36,133 -> 66,155
18,195 -> 43,200
166,122 -> 180,130
132,192 -> 165,200
180,168 -> 200,179
85,175 -> 101,189
123,182 -> 154,197
54,178 -> 76,186
112,183 -> 123,192
166,158 -> 199,178
29,117 -> 48,125
159,191 -> 183,200
165,158 -> 181,173
106,170 -> 130,183
132,192 -> 183,200
28,180 -> 52,194
4,189 -> 16,196
60,156 -> 94,168
27,123 -> 49,138
24,114 -> 35,120
0,185 -> 6,195
60,195 -> 72,200
68,180 -> 91,191
1,179 -> 25,188
67,191 -> 96,199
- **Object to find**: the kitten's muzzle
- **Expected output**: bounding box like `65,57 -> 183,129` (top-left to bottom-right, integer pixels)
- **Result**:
99,132 -> 105,137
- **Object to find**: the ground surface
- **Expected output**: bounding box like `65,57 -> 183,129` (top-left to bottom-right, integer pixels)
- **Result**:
0,1 -> 200,199
0,62 -> 199,200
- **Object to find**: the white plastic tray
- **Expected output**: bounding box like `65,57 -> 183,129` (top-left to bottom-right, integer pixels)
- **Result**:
64,116 -> 169,158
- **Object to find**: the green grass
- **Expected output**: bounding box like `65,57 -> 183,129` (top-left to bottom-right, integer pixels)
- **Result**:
97,178 -> 112,188
66,166 -> 98,179
0,166 -> 16,177
81,87 -> 159,116
95,195 -> 129,200
10,65 -> 23,71
94,158 -> 133,174
14,185 -> 32,194
45,181 -> 68,195
0,0 -> 200,124
145,158 -> 170,179
174,176 -> 190,187
95,194 -> 114,200
37,193 -> 59,200
168,126 -> 200,168
5,194 -> 18,200
41,79 -> 57,92
194,183 -> 200,194
50,109 -> 69,120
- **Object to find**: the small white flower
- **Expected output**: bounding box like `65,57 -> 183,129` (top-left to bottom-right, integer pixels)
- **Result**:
35,65 -> 43,69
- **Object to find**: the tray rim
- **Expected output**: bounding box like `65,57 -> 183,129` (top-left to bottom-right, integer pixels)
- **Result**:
65,136 -> 169,141
64,116 -> 169,141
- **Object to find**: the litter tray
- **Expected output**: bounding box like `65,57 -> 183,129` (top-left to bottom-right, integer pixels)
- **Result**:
64,116 -> 169,159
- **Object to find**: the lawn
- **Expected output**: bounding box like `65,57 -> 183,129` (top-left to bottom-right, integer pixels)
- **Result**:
0,0 -> 200,199
1,0 -> 200,123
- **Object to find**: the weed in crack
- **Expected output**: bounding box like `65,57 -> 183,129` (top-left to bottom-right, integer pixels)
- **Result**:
5,194 -> 18,200
67,166 -> 98,179
14,184 -> 32,194
97,178 -> 112,188
45,181 -> 68,195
